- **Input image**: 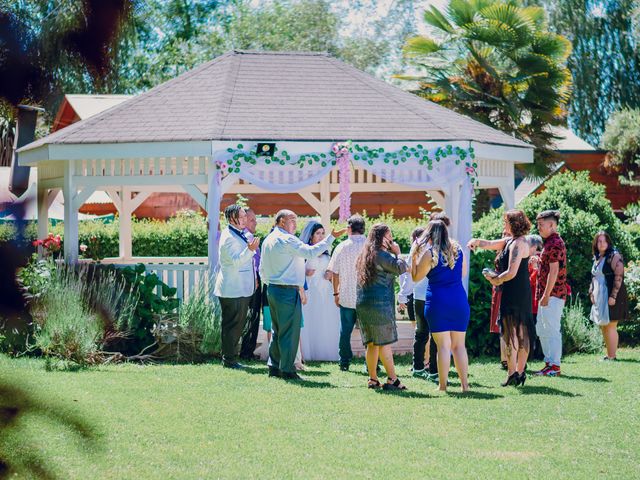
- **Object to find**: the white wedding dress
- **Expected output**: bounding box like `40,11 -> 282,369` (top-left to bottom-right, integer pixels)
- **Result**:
301,254 -> 341,361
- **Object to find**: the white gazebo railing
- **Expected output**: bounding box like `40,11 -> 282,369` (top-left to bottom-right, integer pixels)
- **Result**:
101,257 -> 209,301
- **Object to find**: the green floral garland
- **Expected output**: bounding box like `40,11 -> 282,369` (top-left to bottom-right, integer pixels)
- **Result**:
218,142 -> 478,185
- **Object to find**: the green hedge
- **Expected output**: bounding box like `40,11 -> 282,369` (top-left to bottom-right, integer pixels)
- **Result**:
0,211 -> 424,257
467,207 -> 505,356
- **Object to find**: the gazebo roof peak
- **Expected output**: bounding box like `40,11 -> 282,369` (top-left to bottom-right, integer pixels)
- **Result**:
20,50 -> 531,155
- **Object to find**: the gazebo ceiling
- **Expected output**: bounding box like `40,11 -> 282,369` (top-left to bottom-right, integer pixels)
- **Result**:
20,50 -> 531,156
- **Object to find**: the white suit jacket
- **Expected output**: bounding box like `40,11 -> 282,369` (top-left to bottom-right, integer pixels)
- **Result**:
214,227 -> 256,298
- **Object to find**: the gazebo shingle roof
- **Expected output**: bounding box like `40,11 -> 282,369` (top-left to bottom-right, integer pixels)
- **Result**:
22,51 -> 530,150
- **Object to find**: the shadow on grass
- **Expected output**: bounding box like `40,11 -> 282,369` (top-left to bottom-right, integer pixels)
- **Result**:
519,385 -> 581,397
614,358 -> 640,364
0,382 -> 100,480
293,369 -> 331,377
242,367 -> 336,388
447,390 -> 504,400
559,374 -> 610,383
281,379 -> 336,389
468,382 -> 497,389
242,366 -> 330,377
374,389 -> 432,399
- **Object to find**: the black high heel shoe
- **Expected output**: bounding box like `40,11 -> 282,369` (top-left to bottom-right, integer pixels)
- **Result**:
517,372 -> 527,386
501,372 -> 519,387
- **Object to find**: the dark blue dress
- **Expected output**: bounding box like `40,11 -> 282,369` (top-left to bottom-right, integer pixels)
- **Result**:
424,246 -> 470,333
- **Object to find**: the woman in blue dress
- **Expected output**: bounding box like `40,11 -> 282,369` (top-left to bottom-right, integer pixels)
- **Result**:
411,219 -> 470,392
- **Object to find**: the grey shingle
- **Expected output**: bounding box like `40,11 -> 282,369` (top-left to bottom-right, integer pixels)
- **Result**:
21,51 -> 531,151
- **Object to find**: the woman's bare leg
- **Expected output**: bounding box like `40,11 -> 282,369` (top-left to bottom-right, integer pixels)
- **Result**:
378,344 -> 397,380
604,322 -> 619,358
365,344 -> 380,381
505,330 -> 518,376
516,324 -> 529,373
451,331 -> 469,392
600,325 -> 609,357
500,336 -> 507,363
432,332 -> 451,391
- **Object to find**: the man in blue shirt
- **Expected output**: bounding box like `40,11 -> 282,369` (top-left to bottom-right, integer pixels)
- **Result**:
259,209 -> 345,379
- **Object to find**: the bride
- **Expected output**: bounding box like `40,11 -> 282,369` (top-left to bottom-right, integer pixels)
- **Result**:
299,220 -> 341,361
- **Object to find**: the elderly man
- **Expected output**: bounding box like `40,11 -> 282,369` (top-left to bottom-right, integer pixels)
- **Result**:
259,209 -> 345,380
214,204 -> 260,369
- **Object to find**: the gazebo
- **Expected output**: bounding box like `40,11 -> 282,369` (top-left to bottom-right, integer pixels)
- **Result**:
17,51 -> 533,297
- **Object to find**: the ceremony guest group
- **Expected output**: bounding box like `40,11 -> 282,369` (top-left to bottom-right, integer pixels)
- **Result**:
215,205 -> 629,391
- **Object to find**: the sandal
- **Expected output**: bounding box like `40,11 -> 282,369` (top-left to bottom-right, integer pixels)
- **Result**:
367,378 -> 382,389
382,377 -> 407,391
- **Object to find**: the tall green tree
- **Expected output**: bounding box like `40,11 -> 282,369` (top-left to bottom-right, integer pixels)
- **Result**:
0,0 -> 137,160
112,0 -> 224,93
203,0 -> 390,73
601,108 -> 640,186
398,0 -> 572,174
526,0 -> 640,146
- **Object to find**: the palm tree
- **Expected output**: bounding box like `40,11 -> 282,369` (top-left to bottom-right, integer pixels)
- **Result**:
397,0 -> 572,175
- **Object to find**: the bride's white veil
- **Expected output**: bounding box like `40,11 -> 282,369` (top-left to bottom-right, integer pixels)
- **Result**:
299,220 -> 322,245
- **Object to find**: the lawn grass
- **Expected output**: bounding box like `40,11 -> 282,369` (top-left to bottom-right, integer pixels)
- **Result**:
1,350 -> 639,479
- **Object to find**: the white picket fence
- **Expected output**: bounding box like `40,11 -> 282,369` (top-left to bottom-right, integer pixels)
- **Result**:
103,257 -> 210,301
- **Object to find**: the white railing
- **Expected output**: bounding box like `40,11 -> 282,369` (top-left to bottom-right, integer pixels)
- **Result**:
73,157 -> 209,178
102,257 -> 209,301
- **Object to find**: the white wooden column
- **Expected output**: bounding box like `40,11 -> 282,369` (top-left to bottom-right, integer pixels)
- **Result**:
443,183 -> 462,239
119,188 -> 133,259
207,164 -> 222,284
427,190 -> 446,211
498,165 -> 515,209
298,173 -> 340,228
498,180 -> 515,210
36,185 -> 48,258
319,174 -> 332,227
119,189 -> 151,260
62,162 -> 79,262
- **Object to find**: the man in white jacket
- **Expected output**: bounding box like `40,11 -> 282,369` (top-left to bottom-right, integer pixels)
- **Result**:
214,204 -> 260,369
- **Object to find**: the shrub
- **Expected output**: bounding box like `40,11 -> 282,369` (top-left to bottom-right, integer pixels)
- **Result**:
561,296 -> 603,354
118,264 -> 179,353
620,260 -> 640,345
30,265 -> 104,365
16,254 -> 55,300
16,259 -> 137,364
622,223 -> 640,254
178,283 -> 222,356
143,284 -> 222,362
519,171 -> 638,297
467,207 -> 505,357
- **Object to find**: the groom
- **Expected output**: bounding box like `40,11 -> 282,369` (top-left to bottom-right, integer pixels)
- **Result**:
259,209 -> 345,380
214,204 -> 260,369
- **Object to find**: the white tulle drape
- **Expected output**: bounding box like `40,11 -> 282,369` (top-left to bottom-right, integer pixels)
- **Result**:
357,158 -> 473,291
208,152 -> 474,290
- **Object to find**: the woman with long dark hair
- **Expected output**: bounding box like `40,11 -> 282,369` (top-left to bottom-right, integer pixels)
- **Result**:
356,223 -> 408,390
590,231 -> 629,360
412,220 -> 470,392
469,209 -> 533,387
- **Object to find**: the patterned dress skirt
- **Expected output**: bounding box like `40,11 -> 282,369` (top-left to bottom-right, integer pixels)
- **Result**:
356,284 -> 398,346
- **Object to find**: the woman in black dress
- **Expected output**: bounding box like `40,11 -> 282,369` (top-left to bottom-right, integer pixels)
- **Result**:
469,210 -> 533,386
589,231 -> 629,360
